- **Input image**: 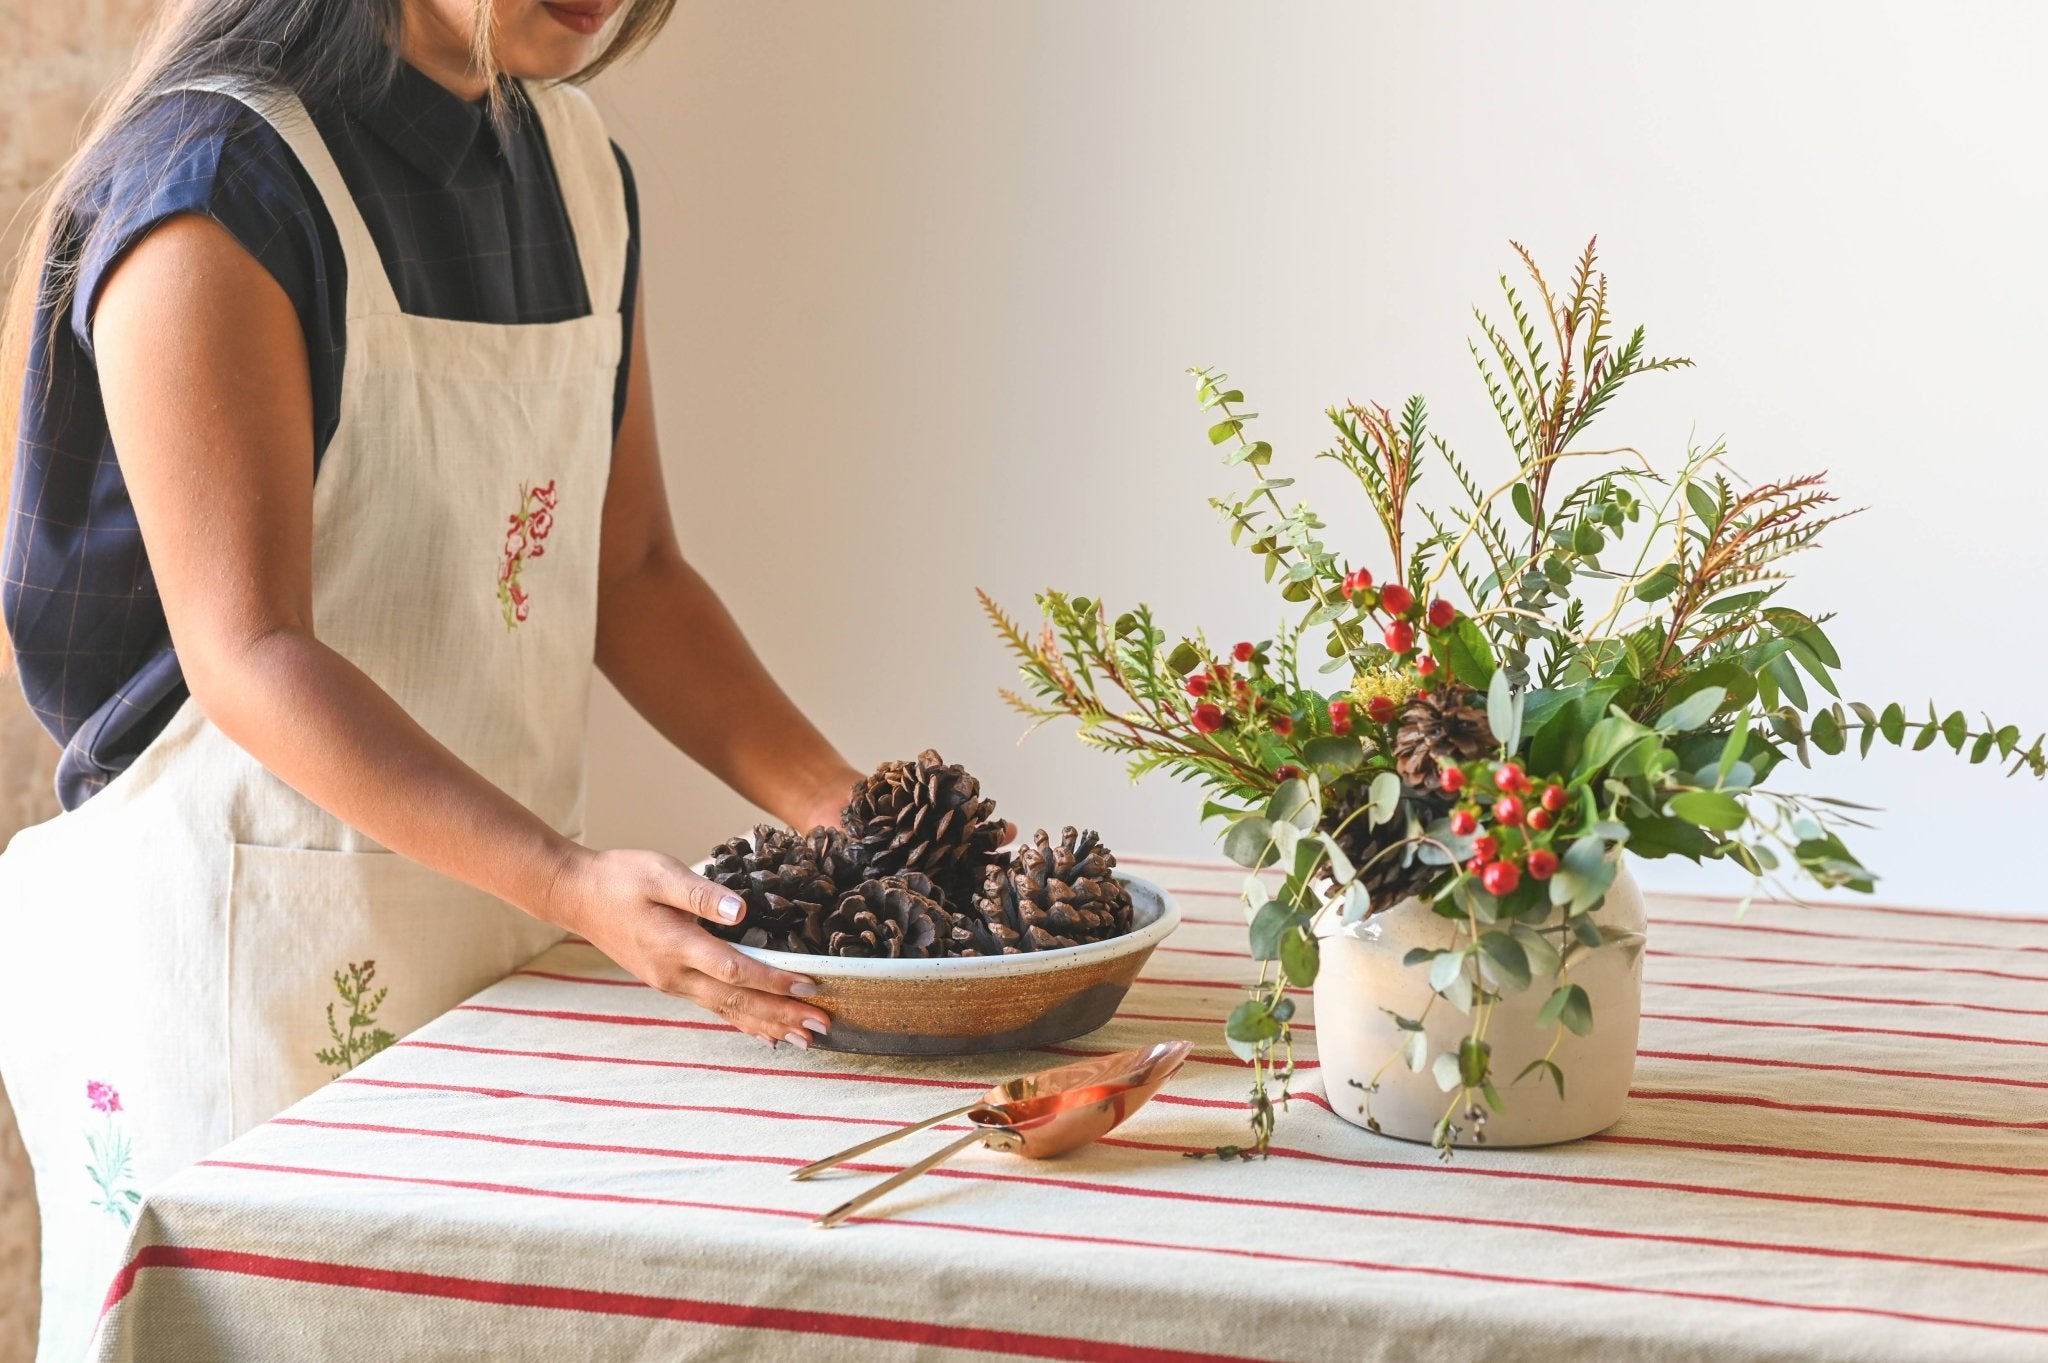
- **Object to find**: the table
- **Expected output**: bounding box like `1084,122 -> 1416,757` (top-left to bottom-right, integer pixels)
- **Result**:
92,856 -> 2048,1361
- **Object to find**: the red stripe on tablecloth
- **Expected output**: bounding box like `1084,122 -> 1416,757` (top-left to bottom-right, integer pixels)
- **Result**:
1651,916 -> 2048,957
399,1040 -> 998,1090
98,1241 -> 1252,1363
1588,1133 -> 2048,1177
1665,890 -> 2048,928
346,1059 -> 2048,1225
517,969 -> 643,987
1651,978 -> 2048,1018
310,1079 -> 2048,1280
335,1077 -> 920,1126
1117,1010 -> 1316,1033
1624,1089 -> 2048,1130
1158,945 -> 1257,960
458,1004 -> 721,1030
1139,975 -> 1307,996
1104,1135 -> 2048,1226
154,1162 -> 2048,1339
1641,1010 -> 2048,1050
1651,949 -> 2048,985
1637,1049 -> 2048,1091
1037,1043 -> 1309,1071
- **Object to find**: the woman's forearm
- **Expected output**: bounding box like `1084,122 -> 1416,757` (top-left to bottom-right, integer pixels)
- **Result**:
595,549 -> 861,832
188,624 -> 576,922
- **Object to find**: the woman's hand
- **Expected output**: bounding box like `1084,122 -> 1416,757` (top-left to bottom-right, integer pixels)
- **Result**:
545,846 -> 832,1048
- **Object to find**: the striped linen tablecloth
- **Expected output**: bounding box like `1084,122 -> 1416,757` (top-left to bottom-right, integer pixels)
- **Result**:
94,856 -> 2048,1361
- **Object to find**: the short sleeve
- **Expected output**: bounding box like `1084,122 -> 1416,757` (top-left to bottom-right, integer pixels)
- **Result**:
611,139 -> 640,439
69,89 -> 347,463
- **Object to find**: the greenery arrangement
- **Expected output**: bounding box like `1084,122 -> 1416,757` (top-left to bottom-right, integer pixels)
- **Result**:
984,239 -> 2046,1155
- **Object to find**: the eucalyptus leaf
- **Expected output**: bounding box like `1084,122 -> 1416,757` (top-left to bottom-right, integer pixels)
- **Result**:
1487,668 -> 1525,754
1223,816 -> 1280,869
1279,927 -> 1320,988
1668,789 -> 1747,831
1248,901 -> 1296,961
1431,1052 -> 1463,1092
1654,686 -> 1727,734
1368,771 -> 1403,827
1303,735 -> 1365,773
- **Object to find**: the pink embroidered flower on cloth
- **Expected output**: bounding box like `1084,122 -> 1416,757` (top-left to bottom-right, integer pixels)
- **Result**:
497,480 -> 559,628
86,1080 -> 122,1114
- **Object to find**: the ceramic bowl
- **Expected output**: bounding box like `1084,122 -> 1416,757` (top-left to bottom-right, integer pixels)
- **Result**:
735,872 -> 1180,1055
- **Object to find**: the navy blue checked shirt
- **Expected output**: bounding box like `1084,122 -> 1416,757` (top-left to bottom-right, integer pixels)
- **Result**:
5,59 -> 641,809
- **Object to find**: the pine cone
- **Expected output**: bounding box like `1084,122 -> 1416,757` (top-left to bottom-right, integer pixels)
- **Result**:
967,827 -> 1133,954
1391,683 -> 1496,789
801,823 -> 867,887
823,873 -> 955,958
703,825 -> 841,952
842,750 -> 1007,904
1319,780 -> 1453,914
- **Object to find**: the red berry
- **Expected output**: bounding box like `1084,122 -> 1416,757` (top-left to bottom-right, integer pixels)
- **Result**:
1525,807 -> 1553,832
1439,765 -> 1467,794
1275,764 -> 1303,782
1416,655 -> 1439,678
1426,598 -> 1457,629
1495,762 -> 1528,795
1366,695 -> 1396,724
1466,856 -> 1488,875
1379,583 -> 1415,616
1186,675 -> 1210,698
1233,641 -> 1255,663
1449,808 -> 1477,836
1493,794 -> 1524,826
1270,714 -> 1294,737
1192,703 -> 1225,734
1341,568 -> 1374,599
1472,834 -> 1499,862
1328,700 -> 1352,735
1526,848 -> 1559,880
1540,784 -> 1567,813
1481,860 -> 1521,896
1384,621 -> 1417,653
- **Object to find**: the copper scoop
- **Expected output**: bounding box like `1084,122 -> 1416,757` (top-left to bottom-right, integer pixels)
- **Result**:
795,1040 -> 1193,1228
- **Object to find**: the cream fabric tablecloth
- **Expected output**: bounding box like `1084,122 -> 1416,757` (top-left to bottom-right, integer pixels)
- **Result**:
91,856 -> 2048,1361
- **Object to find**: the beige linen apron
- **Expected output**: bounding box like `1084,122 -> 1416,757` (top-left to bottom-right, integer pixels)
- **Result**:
0,75 -> 625,1359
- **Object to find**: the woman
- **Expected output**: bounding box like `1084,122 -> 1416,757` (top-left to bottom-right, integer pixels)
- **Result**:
0,1 -> 858,1354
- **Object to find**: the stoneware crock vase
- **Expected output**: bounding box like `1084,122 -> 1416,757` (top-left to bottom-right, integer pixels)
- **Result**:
1314,865 -> 1646,1145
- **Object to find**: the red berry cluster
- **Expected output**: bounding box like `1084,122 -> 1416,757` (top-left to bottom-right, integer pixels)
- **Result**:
1441,760 -> 1573,898
1173,571 -> 1471,790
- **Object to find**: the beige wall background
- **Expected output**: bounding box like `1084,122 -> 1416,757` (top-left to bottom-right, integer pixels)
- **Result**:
585,0 -> 2048,914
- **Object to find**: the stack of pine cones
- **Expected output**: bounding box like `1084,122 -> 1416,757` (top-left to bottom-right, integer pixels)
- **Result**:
702,750 -> 1135,959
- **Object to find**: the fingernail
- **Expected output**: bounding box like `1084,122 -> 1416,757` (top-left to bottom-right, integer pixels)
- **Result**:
802,1018 -> 829,1036
784,1031 -> 810,1050
719,896 -> 744,922
789,981 -> 820,998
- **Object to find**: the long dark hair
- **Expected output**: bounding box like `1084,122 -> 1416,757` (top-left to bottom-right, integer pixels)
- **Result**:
0,0 -> 675,663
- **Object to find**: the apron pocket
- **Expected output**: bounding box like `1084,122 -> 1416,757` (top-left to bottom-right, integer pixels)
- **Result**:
226,842 -> 563,1133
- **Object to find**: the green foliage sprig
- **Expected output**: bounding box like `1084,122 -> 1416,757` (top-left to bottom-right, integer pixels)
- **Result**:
985,239 -> 2045,1155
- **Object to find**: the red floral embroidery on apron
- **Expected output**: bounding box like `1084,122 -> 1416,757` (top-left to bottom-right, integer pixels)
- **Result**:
497,479 -> 559,627
84,1080 -> 140,1224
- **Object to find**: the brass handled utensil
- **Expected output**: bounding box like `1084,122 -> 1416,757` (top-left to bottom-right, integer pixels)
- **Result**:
796,1040 -> 1193,1228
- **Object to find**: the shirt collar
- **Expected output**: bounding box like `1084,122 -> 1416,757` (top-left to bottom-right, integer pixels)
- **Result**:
358,58 -> 524,187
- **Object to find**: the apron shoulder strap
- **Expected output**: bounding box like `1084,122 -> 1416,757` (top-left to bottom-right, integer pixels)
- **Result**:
522,79 -> 630,317
162,78 -> 402,319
